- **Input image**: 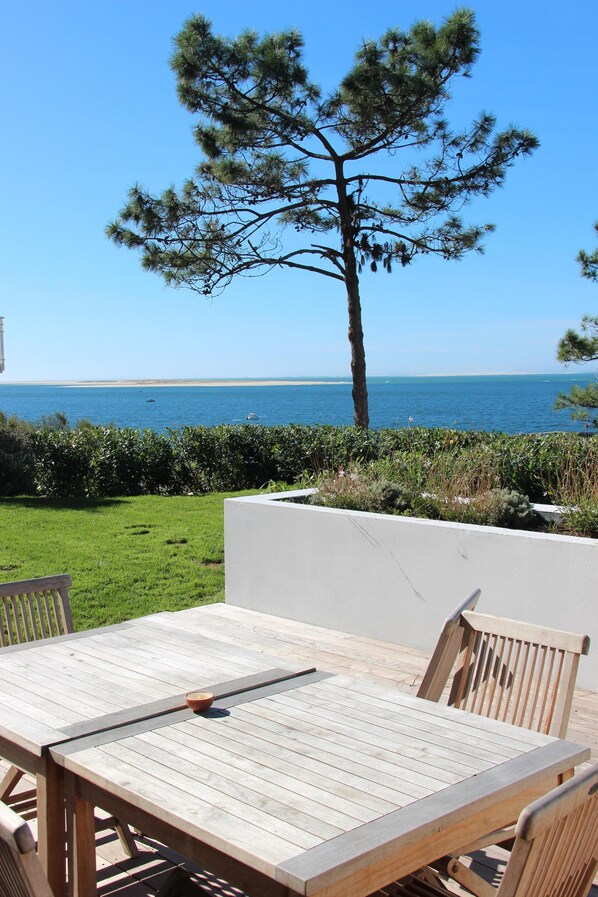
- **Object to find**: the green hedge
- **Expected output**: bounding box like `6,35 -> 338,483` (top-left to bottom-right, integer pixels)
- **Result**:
0,412 -> 36,495
0,417 -> 595,501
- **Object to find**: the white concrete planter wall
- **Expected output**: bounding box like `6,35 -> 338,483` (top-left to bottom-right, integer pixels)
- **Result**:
224,490 -> 598,690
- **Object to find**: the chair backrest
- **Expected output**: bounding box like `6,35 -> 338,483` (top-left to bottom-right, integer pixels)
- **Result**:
418,590 -> 590,738
497,763 -> 598,897
0,801 -> 54,897
0,575 -> 73,647
417,589 -> 482,704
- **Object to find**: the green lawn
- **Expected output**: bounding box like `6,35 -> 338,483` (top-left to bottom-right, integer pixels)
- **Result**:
0,492 -> 253,629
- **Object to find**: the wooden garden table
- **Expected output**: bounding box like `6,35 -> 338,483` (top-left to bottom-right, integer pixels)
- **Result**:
0,613 -> 312,897
50,670 -> 590,897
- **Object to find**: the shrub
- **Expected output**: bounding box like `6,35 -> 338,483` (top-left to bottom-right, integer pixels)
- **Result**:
0,412 -> 35,495
549,441 -> 598,537
491,490 -> 541,529
421,488 -> 540,529
173,425 -> 277,492
31,428 -> 98,497
308,473 -> 376,512
308,472 -> 413,514
0,410 -> 594,510
369,479 -> 412,513
308,473 -> 542,532
558,503 -> 598,538
31,427 -> 178,497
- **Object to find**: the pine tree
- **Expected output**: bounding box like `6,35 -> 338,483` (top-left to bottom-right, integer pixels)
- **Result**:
554,222 -> 598,428
108,9 -> 538,427
576,221 -> 598,283
555,317 -> 598,428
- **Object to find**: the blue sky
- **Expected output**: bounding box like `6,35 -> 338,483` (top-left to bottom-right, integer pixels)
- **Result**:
1,0 -> 596,381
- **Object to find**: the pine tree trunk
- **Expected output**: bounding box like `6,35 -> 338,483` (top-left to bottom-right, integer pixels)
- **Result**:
336,162 -> 369,429
344,263 -> 369,428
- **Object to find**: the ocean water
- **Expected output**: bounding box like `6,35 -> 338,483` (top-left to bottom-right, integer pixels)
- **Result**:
0,373 -> 595,434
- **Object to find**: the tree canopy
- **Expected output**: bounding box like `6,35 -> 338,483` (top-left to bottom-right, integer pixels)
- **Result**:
554,221 -> 598,428
554,315 -> 598,429
577,221 -> 598,283
108,8 -> 538,427
557,315 -> 598,367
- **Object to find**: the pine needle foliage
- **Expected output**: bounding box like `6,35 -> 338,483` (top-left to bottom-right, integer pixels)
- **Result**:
554,219 -> 598,428
577,221 -> 598,283
107,9 -> 538,427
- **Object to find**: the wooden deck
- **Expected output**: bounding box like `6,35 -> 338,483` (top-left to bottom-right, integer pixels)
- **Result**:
3,604 -> 597,896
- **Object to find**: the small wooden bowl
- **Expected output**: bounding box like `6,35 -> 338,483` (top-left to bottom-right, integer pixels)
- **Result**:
185,691 -> 215,712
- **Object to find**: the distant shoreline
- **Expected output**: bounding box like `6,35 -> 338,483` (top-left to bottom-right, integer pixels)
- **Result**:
0,373 -> 578,388
1,379 -> 351,389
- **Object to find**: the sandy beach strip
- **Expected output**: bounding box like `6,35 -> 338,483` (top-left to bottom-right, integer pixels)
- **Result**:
5,379 -> 349,388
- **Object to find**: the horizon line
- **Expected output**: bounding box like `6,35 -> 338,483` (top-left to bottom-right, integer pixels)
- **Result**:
0,370 -> 589,387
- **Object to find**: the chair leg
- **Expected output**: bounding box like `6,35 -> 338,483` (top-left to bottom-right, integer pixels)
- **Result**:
417,867 -> 448,888
114,819 -> 139,857
1,770 -> 138,859
96,814 -> 139,857
0,765 -> 25,802
444,857 -> 498,897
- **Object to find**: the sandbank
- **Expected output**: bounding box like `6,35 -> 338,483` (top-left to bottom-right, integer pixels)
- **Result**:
5,378 -> 349,388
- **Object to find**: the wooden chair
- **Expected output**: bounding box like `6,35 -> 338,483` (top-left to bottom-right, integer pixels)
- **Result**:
416,589 -> 591,893
0,575 -> 138,858
417,589 -> 590,738
0,800 -> 53,897
393,762 -> 598,897
0,576 -> 73,806
0,574 -> 73,647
